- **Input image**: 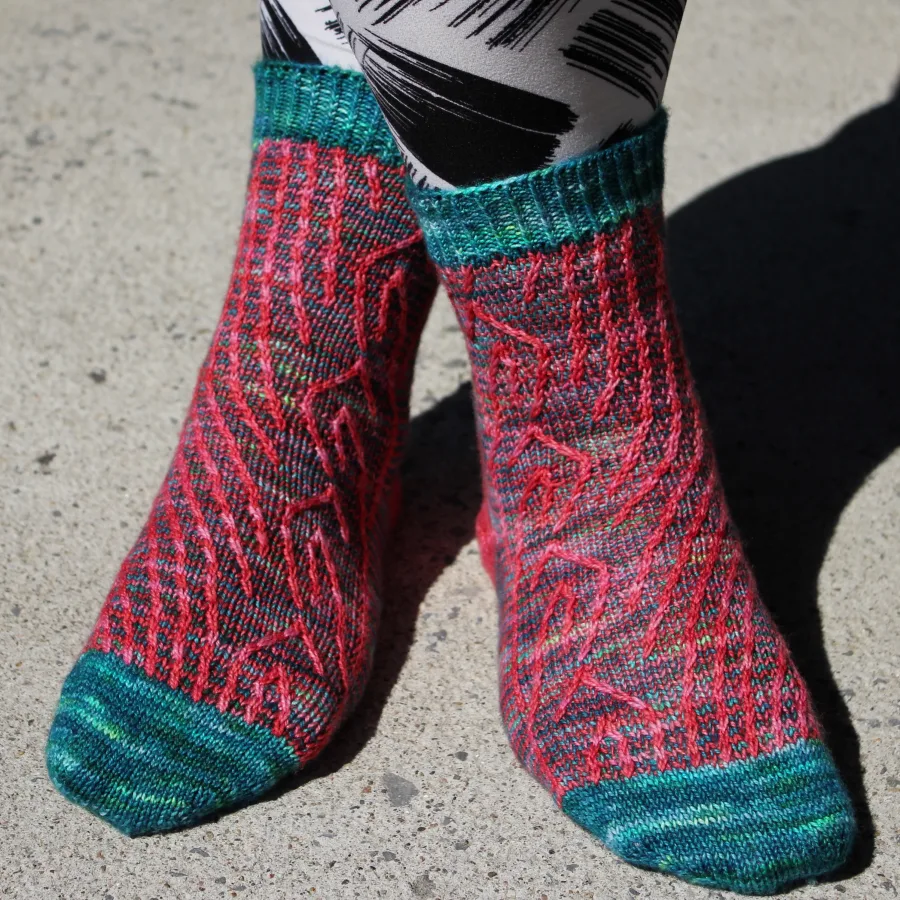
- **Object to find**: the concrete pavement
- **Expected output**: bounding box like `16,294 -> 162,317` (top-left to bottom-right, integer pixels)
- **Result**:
1,1 -> 898,897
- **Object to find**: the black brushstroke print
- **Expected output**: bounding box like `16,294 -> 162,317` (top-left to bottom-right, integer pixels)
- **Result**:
357,0 -> 421,26
598,118 -> 635,148
563,0 -> 685,106
260,0 -> 321,63
616,0 -> 684,41
351,32 -> 577,185
356,0 -> 569,49
444,0 -> 572,50
317,2 -> 347,40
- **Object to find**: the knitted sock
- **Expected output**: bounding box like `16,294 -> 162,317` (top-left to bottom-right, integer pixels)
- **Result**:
406,114 -> 855,894
45,62 -> 436,836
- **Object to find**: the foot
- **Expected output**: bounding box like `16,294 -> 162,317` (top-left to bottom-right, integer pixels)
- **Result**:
407,114 -> 856,894
45,62 -> 436,836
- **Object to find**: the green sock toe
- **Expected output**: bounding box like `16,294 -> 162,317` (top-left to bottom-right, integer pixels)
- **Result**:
46,651 -> 298,836
562,740 -> 856,894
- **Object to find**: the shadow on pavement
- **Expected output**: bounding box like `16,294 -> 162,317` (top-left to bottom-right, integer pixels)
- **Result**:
669,85 -> 900,875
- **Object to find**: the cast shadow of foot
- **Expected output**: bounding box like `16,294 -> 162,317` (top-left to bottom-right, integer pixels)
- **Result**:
668,86 -> 900,877
262,382 -> 481,799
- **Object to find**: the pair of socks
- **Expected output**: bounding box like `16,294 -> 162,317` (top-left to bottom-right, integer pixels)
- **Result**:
46,62 -> 855,894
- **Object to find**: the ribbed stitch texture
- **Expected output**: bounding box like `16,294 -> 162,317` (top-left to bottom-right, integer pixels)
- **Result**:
407,111 -> 666,268
253,61 -> 404,165
46,63 -> 437,835
416,119 -> 856,893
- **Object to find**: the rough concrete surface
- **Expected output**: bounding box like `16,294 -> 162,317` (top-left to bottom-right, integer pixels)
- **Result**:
1,1 -> 898,897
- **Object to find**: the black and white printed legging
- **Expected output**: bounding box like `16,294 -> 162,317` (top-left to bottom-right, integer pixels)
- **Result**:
259,0 -> 686,189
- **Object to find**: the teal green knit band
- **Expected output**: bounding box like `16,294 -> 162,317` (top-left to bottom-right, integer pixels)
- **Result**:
406,110 -> 667,269
562,740 -> 856,894
252,61 -> 403,166
46,651 -> 298,836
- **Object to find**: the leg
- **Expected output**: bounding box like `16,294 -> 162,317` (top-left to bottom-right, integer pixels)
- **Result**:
332,1 -> 857,892
45,11 -> 437,834
260,0 -> 360,69
329,0 -> 685,187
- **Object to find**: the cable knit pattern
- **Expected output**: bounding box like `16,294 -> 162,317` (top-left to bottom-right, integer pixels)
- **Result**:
407,113 -> 855,894
46,63 -> 437,836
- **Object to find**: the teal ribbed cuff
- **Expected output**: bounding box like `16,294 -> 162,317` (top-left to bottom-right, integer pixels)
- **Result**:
406,110 -> 667,269
252,61 -> 403,166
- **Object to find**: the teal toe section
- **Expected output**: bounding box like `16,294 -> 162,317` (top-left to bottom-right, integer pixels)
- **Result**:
562,740 -> 856,894
46,651 -> 298,836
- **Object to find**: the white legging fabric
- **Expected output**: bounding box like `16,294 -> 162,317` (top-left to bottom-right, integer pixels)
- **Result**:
259,0 -> 686,189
